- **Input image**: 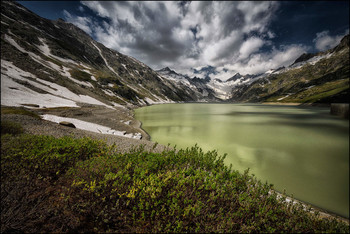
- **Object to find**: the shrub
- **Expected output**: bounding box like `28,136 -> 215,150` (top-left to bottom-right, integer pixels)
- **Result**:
1,120 -> 24,135
1,135 -> 349,233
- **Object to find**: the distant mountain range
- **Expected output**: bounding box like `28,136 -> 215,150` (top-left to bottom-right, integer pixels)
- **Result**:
157,35 -> 349,103
1,1 -> 349,109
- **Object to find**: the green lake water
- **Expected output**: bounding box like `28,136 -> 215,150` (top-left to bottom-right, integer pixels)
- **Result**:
135,103 -> 349,218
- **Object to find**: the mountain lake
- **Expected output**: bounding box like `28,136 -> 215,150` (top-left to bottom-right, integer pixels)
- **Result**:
135,103 -> 349,218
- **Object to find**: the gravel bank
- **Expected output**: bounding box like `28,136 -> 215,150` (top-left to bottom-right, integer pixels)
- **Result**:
1,113 -> 169,154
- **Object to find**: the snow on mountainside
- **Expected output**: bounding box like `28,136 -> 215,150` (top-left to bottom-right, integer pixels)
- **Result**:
157,67 -> 263,100
1,1 -> 197,109
157,67 -> 219,101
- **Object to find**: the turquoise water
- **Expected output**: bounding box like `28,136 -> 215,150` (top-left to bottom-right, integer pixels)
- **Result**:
135,103 -> 349,218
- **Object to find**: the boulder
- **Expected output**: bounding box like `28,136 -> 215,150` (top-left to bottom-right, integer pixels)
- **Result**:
59,121 -> 76,128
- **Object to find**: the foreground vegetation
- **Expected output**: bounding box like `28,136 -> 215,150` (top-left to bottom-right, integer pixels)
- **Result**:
1,123 -> 349,233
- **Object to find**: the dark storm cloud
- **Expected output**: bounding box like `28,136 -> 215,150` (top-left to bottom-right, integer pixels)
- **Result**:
197,1 -> 214,24
177,1 -> 191,17
221,8 -> 245,37
79,1 -> 190,64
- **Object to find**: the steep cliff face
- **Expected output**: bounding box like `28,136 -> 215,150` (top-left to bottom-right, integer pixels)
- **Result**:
1,1 -> 197,109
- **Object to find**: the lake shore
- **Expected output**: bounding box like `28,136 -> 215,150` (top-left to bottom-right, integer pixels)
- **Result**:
1,104 -> 349,224
1,105 -> 166,153
262,102 -> 302,106
262,102 -> 333,108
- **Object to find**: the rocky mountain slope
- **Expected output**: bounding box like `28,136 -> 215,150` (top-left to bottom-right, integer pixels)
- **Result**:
229,35 -> 349,104
157,67 -> 271,101
1,1 -> 198,109
156,67 -> 219,101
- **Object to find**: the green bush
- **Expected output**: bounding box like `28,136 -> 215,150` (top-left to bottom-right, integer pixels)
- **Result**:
1,120 -> 24,135
1,135 -> 107,181
1,134 -> 349,233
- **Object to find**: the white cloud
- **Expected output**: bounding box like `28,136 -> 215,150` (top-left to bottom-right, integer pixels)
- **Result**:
239,37 -> 264,60
63,10 -> 93,34
224,44 -> 308,76
267,31 -> 275,39
64,1 -> 313,79
313,30 -> 349,51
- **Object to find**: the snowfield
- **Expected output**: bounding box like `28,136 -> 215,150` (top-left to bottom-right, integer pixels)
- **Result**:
1,60 -> 114,109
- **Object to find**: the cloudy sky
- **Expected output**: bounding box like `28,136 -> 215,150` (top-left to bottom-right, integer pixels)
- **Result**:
18,1 -> 349,80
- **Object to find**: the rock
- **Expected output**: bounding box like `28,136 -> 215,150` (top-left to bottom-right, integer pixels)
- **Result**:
59,121 -> 76,128
330,103 -> 349,119
21,103 -> 40,107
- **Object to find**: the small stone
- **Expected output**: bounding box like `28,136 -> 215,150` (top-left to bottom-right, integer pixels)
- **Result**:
59,121 -> 76,128
21,103 -> 40,108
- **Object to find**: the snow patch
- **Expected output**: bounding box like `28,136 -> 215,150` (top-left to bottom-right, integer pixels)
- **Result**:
144,97 -> 174,105
4,34 -> 58,72
1,13 -> 15,22
91,42 -> 119,77
102,89 -> 117,97
37,37 -> 78,65
41,114 -> 141,139
277,93 -> 293,101
121,120 -> 131,125
1,73 -> 78,108
111,102 -> 127,109
62,66 -> 94,88
4,34 -> 26,53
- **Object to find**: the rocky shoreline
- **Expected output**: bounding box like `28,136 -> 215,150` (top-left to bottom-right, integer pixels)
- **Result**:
1,104 -> 349,224
1,105 -> 166,153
